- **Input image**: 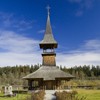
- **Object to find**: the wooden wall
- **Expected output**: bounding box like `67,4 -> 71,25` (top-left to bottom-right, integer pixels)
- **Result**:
42,55 -> 56,66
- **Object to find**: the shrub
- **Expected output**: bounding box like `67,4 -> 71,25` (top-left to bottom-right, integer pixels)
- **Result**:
55,90 -> 86,100
24,90 -> 45,100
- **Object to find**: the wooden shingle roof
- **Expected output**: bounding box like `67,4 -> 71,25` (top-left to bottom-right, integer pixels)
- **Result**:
23,66 -> 74,80
39,11 -> 58,49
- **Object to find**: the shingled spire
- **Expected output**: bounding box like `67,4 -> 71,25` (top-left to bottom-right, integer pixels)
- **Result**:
45,6 -> 52,35
39,6 -> 58,49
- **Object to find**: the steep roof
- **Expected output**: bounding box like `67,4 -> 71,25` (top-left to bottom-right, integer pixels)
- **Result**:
39,9 -> 58,49
23,66 -> 74,80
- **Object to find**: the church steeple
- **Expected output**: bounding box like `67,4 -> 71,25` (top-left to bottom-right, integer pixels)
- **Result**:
39,6 -> 57,66
45,6 -> 52,35
39,6 -> 58,49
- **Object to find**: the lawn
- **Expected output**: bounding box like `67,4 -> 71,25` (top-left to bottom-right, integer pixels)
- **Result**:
76,89 -> 100,100
0,93 -> 30,100
0,89 -> 99,100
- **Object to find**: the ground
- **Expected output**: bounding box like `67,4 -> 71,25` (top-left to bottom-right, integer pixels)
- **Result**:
0,89 -> 100,100
0,93 -> 29,100
77,89 -> 100,100
44,90 -> 56,100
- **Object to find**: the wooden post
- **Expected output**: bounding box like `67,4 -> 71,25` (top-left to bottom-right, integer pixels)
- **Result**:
45,85 -> 46,90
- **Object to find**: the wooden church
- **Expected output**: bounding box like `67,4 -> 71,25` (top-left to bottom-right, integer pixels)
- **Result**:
23,7 -> 74,90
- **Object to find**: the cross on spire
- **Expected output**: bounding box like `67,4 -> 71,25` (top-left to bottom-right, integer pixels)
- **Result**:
46,5 -> 50,15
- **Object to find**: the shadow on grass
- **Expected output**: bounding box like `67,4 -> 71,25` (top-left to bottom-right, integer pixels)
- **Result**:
0,96 -> 5,97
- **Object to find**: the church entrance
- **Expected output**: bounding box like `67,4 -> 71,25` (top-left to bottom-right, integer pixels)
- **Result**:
44,81 -> 54,90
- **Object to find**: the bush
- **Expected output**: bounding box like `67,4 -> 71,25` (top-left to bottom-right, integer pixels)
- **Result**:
55,90 -> 86,100
24,90 -> 45,100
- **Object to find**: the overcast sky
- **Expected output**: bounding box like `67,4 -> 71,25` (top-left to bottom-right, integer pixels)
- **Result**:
0,0 -> 100,67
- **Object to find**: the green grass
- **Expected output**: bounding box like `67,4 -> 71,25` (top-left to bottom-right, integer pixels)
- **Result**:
76,89 -> 100,100
0,89 -> 100,100
0,93 -> 30,100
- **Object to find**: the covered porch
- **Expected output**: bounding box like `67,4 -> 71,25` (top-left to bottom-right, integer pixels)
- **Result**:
27,78 -> 71,90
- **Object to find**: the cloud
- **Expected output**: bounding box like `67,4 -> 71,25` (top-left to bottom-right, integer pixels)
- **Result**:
0,30 -> 39,53
84,39 -> 100,50
68,0 -> 95,16
0,52 -> 41,66
0,12 -> 34,31
0,30 -> 100,67
0,30 -> 41,66
57,39 -> 100,67
38,29 -> 45,34
57,52 -> 100,67
0,12 -> 42,66
68,0 -> 94,8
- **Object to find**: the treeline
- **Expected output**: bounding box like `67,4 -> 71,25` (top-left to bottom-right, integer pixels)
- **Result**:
0,64 -> 40,85
0,65 -> 100,85
60,65 -> 100,80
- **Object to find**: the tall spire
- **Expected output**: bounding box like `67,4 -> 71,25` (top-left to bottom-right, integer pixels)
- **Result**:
39,6 -> 58,49
45,5 -> 52,34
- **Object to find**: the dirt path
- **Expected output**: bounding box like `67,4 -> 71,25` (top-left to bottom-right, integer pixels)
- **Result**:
44,90 -> 56,100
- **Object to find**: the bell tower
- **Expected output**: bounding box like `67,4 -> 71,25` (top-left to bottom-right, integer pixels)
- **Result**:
39,6 -> 58,66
